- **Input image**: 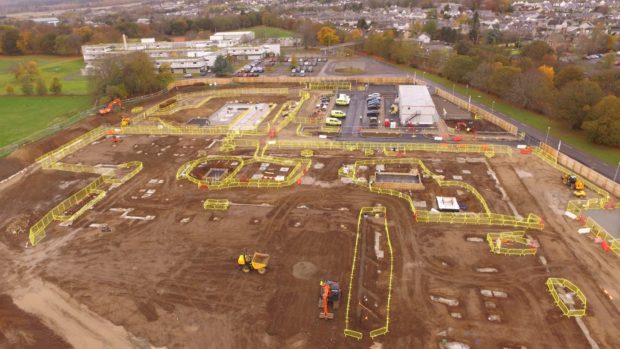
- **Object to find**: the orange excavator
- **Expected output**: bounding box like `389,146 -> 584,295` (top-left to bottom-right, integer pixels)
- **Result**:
99,98 -> 122,115
318,280 -> 340,320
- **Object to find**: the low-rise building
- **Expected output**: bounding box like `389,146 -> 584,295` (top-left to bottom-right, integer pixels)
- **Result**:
398,85 -> 439,126
81,36 -> 279,75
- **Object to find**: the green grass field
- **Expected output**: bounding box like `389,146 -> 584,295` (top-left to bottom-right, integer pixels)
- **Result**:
395,65 -> 620,165
0,55 -> 88,95
0,95 -> 92,148
247,26 -> 296,39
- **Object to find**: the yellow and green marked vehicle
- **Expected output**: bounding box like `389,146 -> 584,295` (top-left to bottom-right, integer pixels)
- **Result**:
330,110 -> 346,118
335,94 -> 350,106
325,117 -> 342,126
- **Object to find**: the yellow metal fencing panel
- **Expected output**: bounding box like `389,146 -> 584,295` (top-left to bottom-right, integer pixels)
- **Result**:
546,278 -> 587,317
259,139 -> 511,157
486,231 -> 538,256
29,176 -> 106,246
344,206 -> 394,339
585,217 -> 620,257
203,199 -> 230,210
176,155 -> 311,205
36,126 -> 110,166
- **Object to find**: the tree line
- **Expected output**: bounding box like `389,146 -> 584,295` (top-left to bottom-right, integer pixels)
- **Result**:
360,29 -> 620,146
4,61 -> 63,96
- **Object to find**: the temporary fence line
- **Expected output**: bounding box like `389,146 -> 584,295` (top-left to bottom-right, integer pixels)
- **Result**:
306,81 -> 352,91
369,206 -> 394,339
274,91 -> 310,134
177,155 -> 311,197
343,158 -> 491,215
29,176 -> 106,246
546,277 -> 587,317
583,216 -> 620,257
36,126 -> 110,166
203,199 -> 231,210
254,139 -> 511,157
344,207 -> 375,340
486,231 -> 538,256
534,146 -> 620,251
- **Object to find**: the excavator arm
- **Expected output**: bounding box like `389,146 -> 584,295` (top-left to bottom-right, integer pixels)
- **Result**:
322,283 -> 330,320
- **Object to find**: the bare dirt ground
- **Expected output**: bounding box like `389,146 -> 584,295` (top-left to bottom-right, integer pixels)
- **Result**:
1,84 -> 619,348
1,134 -> 620,349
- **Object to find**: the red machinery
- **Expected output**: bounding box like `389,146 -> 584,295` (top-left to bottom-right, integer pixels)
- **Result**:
99,98 -> 122,115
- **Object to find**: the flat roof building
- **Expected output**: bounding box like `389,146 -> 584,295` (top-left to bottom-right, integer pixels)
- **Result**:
398,85 -> 438,126
81,36 -> 278,75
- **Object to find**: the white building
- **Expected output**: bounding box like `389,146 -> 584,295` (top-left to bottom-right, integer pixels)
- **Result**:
398,85 -> 438,125
209,31 -> 255,47
81,37 -> 278,75
31,17 -> 60,26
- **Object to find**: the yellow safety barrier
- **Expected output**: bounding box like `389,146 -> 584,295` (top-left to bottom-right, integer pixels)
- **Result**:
338,158 -> 544,230
177,155 -> 311,193
203,199 -> 230,210
534,147 -> 611,214
29,176 -> 107,246
344,158 -> 491,214
131,106 -> 144,113
300,149 -> 314,157
256,139 -> 512,157
306,81 -> 352,91
486,231 -> 538,256
584,216 -> 620,256
343,206 -> 394,339
36,126 -> 110,166
546,278 -> 587,317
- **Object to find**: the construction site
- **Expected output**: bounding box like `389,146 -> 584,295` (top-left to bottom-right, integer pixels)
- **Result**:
0,78 -> 619,349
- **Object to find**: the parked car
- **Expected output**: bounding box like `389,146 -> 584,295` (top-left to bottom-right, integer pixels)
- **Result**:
325,117 -> 342,126
183,73 -> 193,78
330,110 -> 346,118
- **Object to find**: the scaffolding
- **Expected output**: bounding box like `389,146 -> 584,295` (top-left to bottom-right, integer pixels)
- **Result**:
546,278 -> 587,317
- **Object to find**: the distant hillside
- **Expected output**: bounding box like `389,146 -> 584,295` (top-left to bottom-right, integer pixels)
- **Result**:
0,0 -> 149,16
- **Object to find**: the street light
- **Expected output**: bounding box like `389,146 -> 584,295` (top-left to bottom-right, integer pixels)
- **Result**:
545,126 -> 550,145
491,100 -> 495,113
614,161 -> 620,182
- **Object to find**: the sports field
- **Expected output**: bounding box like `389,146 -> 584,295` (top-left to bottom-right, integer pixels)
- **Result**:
0,95 -> 92,147
0,55 -> 88,95
247,26 -> 296,38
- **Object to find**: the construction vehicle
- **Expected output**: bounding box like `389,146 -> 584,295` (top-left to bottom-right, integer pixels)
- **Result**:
99,98 -> 122,115
561,174 -> 586,197
390,103 -> 399,116
121,116 -> 131,127
318,280 -> 340,319
456,121 -> 474,133
237,251 -> 270,274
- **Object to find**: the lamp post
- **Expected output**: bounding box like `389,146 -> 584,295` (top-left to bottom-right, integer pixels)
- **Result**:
545,126 -> 550,145
614,161 -> 620,182
491,100 -> 495,113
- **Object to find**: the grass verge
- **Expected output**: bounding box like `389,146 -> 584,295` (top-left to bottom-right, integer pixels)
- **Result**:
0,55 -> 88,95
0,95 -> 92,147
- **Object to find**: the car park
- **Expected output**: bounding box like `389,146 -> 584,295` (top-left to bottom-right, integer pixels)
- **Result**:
330,110 -> 346,118
325,117 -> 342,126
